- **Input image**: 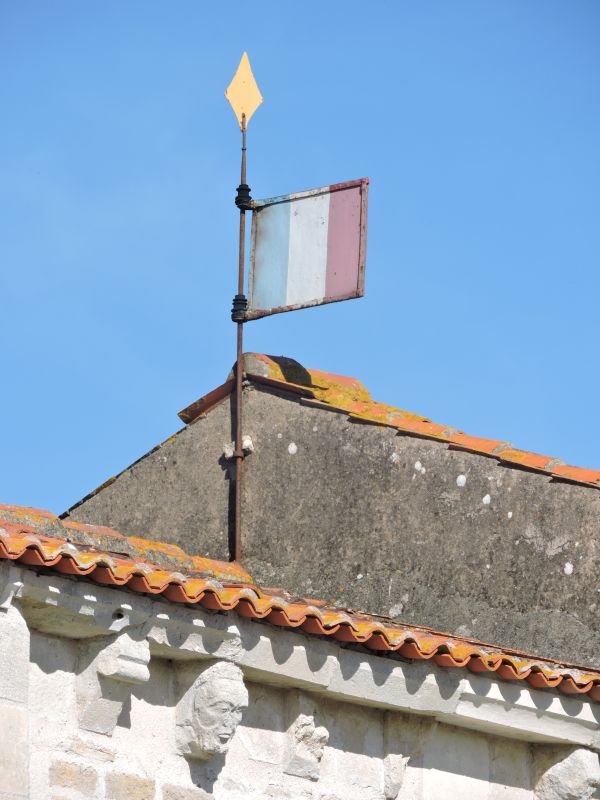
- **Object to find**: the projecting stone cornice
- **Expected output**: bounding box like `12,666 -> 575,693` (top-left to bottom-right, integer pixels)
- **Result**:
2,560 -> 599,754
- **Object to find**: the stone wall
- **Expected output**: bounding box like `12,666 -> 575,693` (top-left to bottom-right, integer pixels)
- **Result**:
1,562 -> 599,800
66,376 -> 600,667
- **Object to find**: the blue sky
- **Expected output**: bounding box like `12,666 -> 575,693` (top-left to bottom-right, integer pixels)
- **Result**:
2,1 -> 599,513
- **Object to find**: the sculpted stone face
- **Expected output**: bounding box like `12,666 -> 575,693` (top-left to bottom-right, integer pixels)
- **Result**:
177,661 -> 249,760
192,675 -> 249,756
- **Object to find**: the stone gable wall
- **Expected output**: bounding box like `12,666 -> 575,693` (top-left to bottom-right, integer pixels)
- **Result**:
67,384 -> 600,666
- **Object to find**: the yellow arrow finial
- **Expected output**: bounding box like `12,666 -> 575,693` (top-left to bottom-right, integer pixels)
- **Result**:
225,52 -> 263,130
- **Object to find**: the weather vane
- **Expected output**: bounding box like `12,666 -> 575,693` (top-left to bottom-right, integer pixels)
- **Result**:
225,52 -> 263,563
225,53 -> 368,562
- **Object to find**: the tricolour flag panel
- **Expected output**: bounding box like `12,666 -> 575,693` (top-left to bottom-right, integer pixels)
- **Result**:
247,178 -> 368,319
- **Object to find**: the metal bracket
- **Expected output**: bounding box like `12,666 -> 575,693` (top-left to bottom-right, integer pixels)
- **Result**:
231,294 -> 248,322
235,183 -> 253,211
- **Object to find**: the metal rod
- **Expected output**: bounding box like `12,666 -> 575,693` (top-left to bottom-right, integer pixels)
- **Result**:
233,114 -> 247,563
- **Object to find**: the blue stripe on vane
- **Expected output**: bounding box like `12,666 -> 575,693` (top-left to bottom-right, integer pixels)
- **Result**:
250,200 -> 291,311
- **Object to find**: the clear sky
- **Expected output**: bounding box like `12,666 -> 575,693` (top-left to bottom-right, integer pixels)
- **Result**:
2,1 -> 599,514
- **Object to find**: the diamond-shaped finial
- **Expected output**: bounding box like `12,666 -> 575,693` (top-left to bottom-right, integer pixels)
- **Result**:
225,52 -> 263,130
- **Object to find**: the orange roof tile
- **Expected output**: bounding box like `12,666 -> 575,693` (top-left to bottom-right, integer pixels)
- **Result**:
178,354 -> 600,490
2,503 -> 600,702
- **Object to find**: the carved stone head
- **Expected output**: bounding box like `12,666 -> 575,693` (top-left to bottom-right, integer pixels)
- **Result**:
285,712 -> 329,781
177,661 -> 249,760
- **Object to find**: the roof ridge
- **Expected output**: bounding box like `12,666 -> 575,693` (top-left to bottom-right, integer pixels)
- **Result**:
177,353 -> 600,491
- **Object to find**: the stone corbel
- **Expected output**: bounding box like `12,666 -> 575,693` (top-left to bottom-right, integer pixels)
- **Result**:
0,563 -> 24,611
534,746 -> 600,800
176,660 -> 249,761
284,691 -> 329,781
76,627 -> 150,736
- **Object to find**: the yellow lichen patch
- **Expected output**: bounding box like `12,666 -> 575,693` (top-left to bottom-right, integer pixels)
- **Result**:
279,602 -> 311,624
210,586 -> 244,609
190,555 -> 253,583
504,656 -> 538,675
70,551 -> 104,569
106,560 -> 139,580
244,594 -> 274,616
93,476 -> 117,494
63,521 -> 128,546
307,369 -> 371,405
38,540 -> 69,559
382,628 -> 410,648
7,506 -> 52,520
347,403 -> 426,425
142,570 -> 181,590
127,536 -> 189,561
350,618 -> 381,637
496,449 -> 555,469
181,578 -> 210,600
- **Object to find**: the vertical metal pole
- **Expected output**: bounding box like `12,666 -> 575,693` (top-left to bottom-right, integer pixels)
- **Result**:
233,114 -> 247,563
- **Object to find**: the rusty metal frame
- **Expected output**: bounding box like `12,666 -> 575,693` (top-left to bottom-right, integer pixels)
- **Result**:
246,177 -> 369,321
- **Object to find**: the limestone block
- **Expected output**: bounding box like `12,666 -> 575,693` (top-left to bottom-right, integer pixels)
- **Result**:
489,738 -> 532,800
161,785 -> 213,800
66,735 -> 115,762
105,772 -> 155,800
77,629 -> 150,735
263,786 -> 313,799
0,704 -> 28,796
0,603 -> 29,704
147,619 -> 242,663
422,722 -> 490,799
534,746 -> 600,800
284,691 -> 328,781
49,760 -> 98,795
315,699 -> 386,797
328,649 -> 462,716
237,624 -> 334,690
176,660 -> 249,761
383,713 -> 410,799
235,684 -> 287,764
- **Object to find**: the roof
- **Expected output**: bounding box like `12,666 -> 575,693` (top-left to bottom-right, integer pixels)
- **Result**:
3,502 -> 600,701
179,353 -> 600,490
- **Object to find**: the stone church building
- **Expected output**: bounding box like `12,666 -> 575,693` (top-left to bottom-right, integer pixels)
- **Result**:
2,352 -> 600,799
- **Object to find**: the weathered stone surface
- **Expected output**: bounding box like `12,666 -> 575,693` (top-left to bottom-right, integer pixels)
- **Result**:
105,772 -> 155,800
0,704 -> 28,796
284,692 -> 329,781
176,661 -> 248,761
0,604 -> 29,704
49,760 -> 98,794
534,747 -> 600,800
13,570 -> 600,800
65,364 -> 600,666
67,736 -> 115,762
64,398 -> 233,562
162,785 -> 213,800
77,629 -> 151,736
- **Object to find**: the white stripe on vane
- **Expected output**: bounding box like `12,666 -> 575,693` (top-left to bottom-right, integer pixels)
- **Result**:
286,192 -> 329,306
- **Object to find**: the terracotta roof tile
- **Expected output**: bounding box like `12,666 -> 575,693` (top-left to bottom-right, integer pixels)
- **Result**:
2,503 -> 600,702
179,354 -> 600,490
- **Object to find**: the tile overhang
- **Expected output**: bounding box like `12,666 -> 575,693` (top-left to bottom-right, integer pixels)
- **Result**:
2,502 -> 600,703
